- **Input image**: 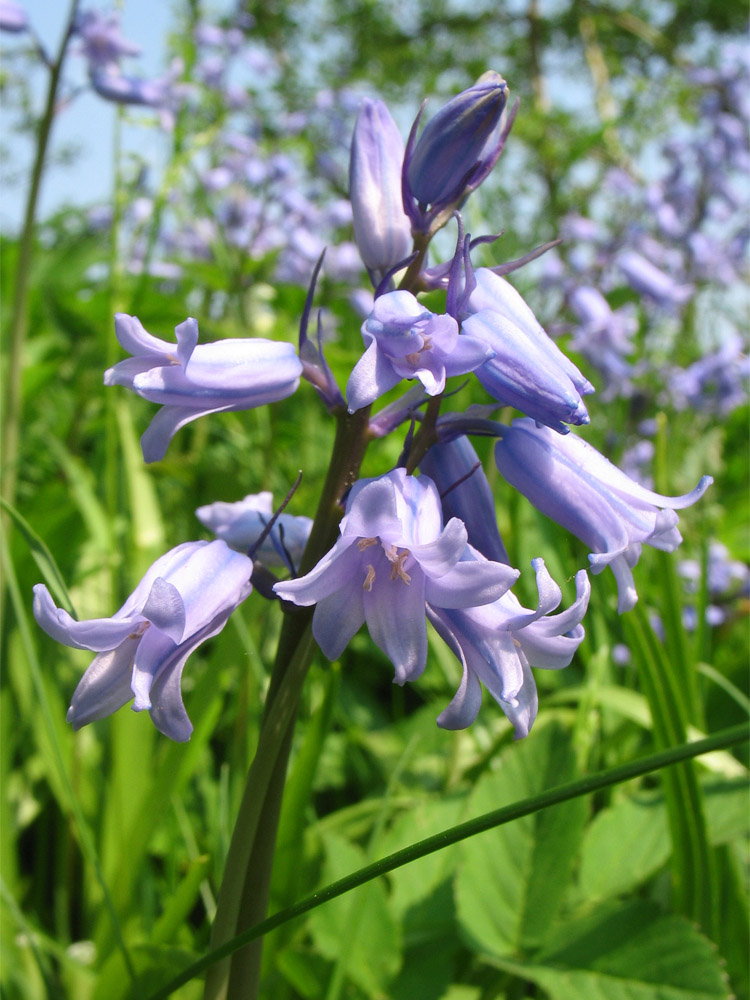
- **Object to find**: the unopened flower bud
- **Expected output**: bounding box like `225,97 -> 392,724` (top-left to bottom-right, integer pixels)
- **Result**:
406,72 -> 508,213
349,98 -> 412,275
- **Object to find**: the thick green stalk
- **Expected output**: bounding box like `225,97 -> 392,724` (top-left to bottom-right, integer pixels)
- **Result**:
204,405 -> 372,1000
1,0 -> 80,512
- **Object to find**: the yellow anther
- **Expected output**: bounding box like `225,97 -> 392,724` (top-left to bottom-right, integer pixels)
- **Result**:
363,564 -> 376,591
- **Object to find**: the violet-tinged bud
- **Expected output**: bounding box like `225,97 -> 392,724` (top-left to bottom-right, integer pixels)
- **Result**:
420,435 -> 509,564
405,72 -> 509,218
33,541 -> 253,741
494,418 -> 713,613
349,98 -> 412,276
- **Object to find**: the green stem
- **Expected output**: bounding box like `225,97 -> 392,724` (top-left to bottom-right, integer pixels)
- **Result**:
624,604 -> 718,936
150,722 -> 750,1000
1,0 -> 80,511
204,405 -> 372,1000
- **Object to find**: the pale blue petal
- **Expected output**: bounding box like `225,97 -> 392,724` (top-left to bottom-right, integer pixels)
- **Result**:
424,558 -> 518,608
410,517 -> 467,578
66,638 -> 141,729
364,553 -> 427,684
114,312 -> 172,357
346,337 -> 401,413
274,537 -> 361,606
33,584 -> 142,651
312,586 -> 366,660
141,577 -> 185,642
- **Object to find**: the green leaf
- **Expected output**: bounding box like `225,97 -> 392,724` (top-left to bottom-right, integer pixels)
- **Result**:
308,831 -> 401,997
0,497 -> 75,615
378,795 -> 467,919
497,900 -> 730,1000
455,720 -> 587,956
578,795 -> 670,902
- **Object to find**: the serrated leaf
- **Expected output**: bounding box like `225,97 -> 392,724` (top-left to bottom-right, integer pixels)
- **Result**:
455,720 -> 587,956
496,900 -> 730,1000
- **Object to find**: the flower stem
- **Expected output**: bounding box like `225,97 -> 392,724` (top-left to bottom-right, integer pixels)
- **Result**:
1,0 -> 79,512
204,404 -> 372,1000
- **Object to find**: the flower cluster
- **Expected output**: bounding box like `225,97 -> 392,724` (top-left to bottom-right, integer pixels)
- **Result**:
34,69 -> 713,742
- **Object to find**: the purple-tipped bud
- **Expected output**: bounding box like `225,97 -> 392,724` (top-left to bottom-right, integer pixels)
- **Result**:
406,72 -> 508,214
349,98 -> 412,276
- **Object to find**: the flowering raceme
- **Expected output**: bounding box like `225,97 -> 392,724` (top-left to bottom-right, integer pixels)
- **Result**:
105,314 -> 302,462
494,418 -> 712,612
33,541 -> 253,741
274,468 -> 519,686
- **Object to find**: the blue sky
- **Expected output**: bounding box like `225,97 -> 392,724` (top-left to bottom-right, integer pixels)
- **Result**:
1,1 -> 231,231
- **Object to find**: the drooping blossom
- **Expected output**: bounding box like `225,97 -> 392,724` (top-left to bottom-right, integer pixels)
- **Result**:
196,492 -> 312,571
105,314 -> 302,462
274,468 -> 519,685
617,249 -> 693,308
33,541 -> 253,741
346,291 -> 493,412
349,98 -> 412,277
494,418 -> 712,612
430,557 -> 590,737
459,266 -> 594,431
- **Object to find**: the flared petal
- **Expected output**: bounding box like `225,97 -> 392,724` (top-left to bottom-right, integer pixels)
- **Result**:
33,584 -> 142,651
500,558 -> 562,631
274,537 -> 361,605
424,557 -> 518,607
346,337 -> 402,412
408,517 -> 467,579
114,312 -> 172,357
436,658 -> 483,729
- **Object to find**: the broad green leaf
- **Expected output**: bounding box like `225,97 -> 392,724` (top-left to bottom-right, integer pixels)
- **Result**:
378,795 -> 467,918
578,795 -> 670,902
308,831 -> 401,997
455,719 -> 587,956
496,900 -> 730,1000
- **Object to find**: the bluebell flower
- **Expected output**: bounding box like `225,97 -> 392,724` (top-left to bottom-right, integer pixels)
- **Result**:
420,435 -> 509,564
346,291 -> 494,412
33,541 -> 253,741
73,9 -> 141,69
105,314 -> 302,462
196,492 -> 312,570
430,557 -> 590,737
617,249 -> 693,308
90,67 -> 170,107
349,98 -> 412,277
0,1 -> 27,32
461,268 -> 594,431
404,72 -> 510,227
494,418 -> 712,612
274,468 -> 519,684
